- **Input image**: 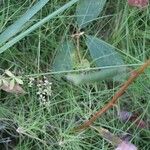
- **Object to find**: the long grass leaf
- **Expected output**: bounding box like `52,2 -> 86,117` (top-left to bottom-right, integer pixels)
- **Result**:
0,0 -> 79,54
0,0 -> 49,45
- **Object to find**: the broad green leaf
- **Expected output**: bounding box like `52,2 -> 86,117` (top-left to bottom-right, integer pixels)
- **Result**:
65,69 -> 119,85
52,40 -> 75,72
0,0 -> 49,45
76,0 -> 106,29
86,35 -> 125,68
86,35 -> 126,81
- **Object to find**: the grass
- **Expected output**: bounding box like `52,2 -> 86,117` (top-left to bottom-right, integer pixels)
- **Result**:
0,0 -> 150,149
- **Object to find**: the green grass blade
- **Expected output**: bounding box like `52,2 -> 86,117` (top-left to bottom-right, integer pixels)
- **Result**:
0,0 -> 79,54
0,0 -> 49,45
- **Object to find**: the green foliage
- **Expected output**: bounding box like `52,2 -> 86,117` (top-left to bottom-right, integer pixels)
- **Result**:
85,35 -> 126,81
0,0 -> 49,45
86,35 -> 125,68
76,0 -> 106,29
52,40 -> 75,72
0,0 -> 150,150
53,0 -> 125,83
65,68 -> 119,85
0,0 -> 79,54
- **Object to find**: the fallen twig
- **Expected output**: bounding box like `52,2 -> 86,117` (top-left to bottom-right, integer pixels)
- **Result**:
74,59 -> 150,131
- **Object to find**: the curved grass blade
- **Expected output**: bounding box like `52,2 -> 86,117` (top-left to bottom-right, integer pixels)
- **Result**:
0,0 -> 49,45
0,0 -> 79,54
76,0 -> 106,29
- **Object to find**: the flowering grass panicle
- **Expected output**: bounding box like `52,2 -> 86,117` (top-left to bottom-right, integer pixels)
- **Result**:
28,76 -> 52,105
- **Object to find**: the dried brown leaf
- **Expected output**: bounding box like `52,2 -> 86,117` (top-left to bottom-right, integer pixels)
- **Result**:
91,126 -> 138,150
91,126 -> 122,146
0,84 -> 25,94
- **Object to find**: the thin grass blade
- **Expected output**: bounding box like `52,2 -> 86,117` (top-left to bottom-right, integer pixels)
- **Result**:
0,0 -> 79,54
0,0 -> 49,45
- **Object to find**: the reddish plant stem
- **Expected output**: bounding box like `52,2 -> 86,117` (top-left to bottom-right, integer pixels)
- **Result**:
74,59 -> 150,131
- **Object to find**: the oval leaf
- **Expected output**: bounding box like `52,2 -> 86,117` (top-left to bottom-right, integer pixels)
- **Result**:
52,40 -> 75,72
76,0 -> 106,29
86,35 -> 126,81
86,35 -> 125,68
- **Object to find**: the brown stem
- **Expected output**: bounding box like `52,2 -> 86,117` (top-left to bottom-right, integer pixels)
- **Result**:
76,30 -> 82,63
74,59 -> 150,131
71,30 -> 84,63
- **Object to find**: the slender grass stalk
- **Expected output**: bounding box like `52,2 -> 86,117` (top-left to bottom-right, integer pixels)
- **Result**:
0,0 -> 49,45
0,0 -> 79,54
